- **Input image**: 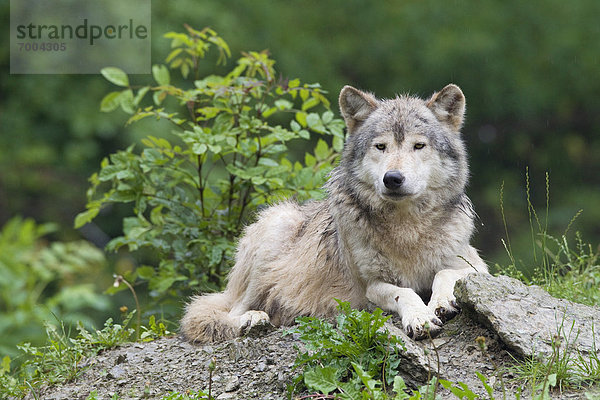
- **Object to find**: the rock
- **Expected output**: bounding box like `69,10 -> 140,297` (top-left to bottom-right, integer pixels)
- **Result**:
254,361 -> 268,372
107,365 -> 127,380
223,376 -> 240,392
455,273 -> 600,361
384,322 -> 436,387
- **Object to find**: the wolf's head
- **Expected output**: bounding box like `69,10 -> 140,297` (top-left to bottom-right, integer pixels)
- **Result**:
336,84 -> 469,212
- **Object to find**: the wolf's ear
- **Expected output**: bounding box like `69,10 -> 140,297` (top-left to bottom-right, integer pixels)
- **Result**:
427,84 -> 466,132
339,86 -> 379,133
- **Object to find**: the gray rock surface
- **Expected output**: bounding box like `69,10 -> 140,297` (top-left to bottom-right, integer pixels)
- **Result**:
455,273 -> 600,361
24,331 -> 300,400
25,274 -> 600,399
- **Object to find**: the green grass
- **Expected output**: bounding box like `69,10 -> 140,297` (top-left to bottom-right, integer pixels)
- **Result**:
508,321 -> 600,398
532,232 -> 600,307
498,170 -> 600,308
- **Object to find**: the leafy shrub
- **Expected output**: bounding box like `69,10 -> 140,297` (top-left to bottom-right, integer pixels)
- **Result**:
75,26 -> 345,303
289,301 -> 408,398
0,217 -> 108,358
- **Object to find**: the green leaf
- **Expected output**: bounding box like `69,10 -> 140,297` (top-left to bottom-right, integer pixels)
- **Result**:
303,366 -> 339,395
302,97 -> 320,111
74,207 -> 100,228
152,64 -> 170,86
351,362 -> 380,392
100,91 -> 123,112
290,120 -> 301,132
101,67 -> 129,87
298,129 -> 310,140
333,136 -> 344,152
296,111 -> 308,127
153,91 -> 166,105
547,373 -> 557,387
98,165 -> 121,181
440,379 -> 478,399
392,376 -> 409,399
258,157 -> 279,167
261,107 -> 277,118
314,139 -> 329,161
306,113 -> 321,129
300,88 -> 309,101
275,99 -> 293,110
133,87 -> 150,106
181,62 -> 190,79
109,190 -> 136,202
1,355 -> 11,375
475,371 -> 494,398
192,143 -> 207,155
143,148 -> 163,162
119,89 -> 135,114
322,110 -> 334,124
137,266 -> 155,279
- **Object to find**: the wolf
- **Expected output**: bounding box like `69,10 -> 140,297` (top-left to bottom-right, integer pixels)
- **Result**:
180,84 -> 488,342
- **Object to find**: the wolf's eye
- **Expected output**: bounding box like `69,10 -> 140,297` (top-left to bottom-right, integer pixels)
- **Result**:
375,143 -> 386,151
414,143 -> 426,150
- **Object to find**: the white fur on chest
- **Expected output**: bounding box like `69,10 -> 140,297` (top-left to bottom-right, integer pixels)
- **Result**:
339,210 -> 469,292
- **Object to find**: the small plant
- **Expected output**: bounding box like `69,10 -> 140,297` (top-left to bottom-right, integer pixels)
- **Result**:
140,315 -> 174,341
75,26 -> 345,308
156,390 -> 212,400
287,301 -> 449,399
290,301 -> 406,397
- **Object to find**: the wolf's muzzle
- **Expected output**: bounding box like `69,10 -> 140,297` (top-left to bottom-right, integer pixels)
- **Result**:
383,170 -> 405,190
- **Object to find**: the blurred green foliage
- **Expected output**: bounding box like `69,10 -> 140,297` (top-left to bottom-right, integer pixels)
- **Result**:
0,217 -> 109,358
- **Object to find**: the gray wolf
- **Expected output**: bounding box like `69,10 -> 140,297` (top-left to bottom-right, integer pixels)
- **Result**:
180,84 -> 488,342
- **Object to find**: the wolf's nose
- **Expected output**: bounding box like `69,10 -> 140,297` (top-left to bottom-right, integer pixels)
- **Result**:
383,170 -> 405,190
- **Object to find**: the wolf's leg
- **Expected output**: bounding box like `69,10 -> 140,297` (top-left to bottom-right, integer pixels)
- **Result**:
366,281 -> 442,340
428,267 -> 475,322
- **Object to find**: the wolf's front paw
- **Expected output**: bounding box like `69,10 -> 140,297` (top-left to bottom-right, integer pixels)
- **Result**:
428,296 -> 460,323
402,308 -> 443,340
239,310 -> 273,337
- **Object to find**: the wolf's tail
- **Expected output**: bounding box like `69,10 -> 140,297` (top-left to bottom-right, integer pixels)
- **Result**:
180,291 -> 240,342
